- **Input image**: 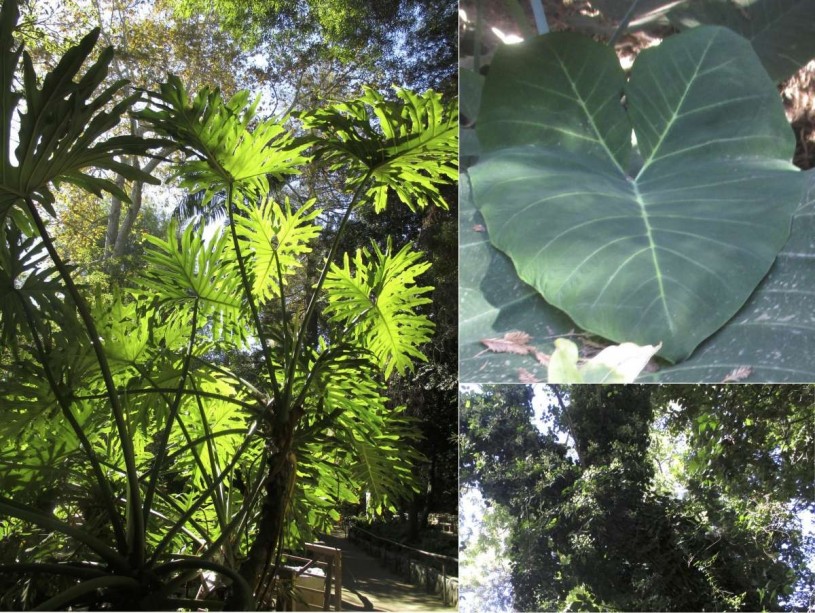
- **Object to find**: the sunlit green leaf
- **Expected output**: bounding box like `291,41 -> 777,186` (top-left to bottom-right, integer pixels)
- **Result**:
300,86 -> 458,211
140,220 -> 248,343
235,197 -> 321,305
138,75 -> 310,202
323,240 -> 434,378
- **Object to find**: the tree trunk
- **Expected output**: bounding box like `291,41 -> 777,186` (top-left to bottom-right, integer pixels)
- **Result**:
104,175 -> 126,258
421,456 -> 436,530
104,151 -> 169,261
112,179 -> 142,259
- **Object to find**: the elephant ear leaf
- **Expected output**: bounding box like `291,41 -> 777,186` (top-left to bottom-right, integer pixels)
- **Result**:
669,0 -> 815,83
0,4 -> 161,227
470,26 -> 805,364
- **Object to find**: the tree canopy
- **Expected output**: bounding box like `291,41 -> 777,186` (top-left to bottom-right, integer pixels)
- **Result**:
460,385 -> 814,612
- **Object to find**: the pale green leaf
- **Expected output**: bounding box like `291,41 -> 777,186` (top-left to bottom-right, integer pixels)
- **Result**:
235,197 -> 321,305
138,76 -> 309,202
547,339 -> 582,383
323,240 -> 434,378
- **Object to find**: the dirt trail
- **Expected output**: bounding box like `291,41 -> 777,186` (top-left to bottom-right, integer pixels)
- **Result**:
316,530 -> 456,612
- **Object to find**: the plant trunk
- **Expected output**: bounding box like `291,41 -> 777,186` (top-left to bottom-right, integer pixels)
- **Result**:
239,438 -> 296,594
112,179 -> 142,259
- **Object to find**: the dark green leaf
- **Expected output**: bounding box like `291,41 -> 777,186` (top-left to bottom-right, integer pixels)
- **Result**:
471,27 -> 803,363
670,0 -> 815,82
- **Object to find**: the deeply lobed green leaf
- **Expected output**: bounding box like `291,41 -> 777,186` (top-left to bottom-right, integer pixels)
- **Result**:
0,10 -> 161,226
323,240 -> 434,378
234,197 -> 322,305
300,86 -> 458,212
138,76 -> 310,202
140,220 -> 248,344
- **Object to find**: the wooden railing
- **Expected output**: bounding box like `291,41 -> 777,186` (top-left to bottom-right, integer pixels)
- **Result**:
275,543 -> 342,611
348,525 -> 459,606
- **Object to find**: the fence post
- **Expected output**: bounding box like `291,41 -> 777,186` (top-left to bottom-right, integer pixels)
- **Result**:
442,562 -> 446,605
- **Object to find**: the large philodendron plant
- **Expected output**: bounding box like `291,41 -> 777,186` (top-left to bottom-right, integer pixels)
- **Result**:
0,0 -> 458,606
462,23 -> 811,381
136,75 -> 456,592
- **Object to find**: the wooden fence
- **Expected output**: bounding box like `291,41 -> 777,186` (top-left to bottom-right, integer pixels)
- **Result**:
348,525 -> 459,607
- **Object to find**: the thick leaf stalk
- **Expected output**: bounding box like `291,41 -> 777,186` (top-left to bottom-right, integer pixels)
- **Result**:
238,443 -> 298,594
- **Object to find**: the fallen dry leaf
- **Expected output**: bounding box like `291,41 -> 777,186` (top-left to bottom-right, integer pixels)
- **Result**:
517,368 -> 539,383
480,330 -> 534,355
534,350 -> 550,365
722,366 -> 753,383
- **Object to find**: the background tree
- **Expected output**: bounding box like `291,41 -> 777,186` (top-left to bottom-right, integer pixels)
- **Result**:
652,385 -> 813,509
17,0 -> 245,282
167,0 -> 457,98
461,385 -> 815,612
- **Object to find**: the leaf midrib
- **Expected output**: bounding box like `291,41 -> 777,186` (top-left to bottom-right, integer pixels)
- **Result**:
631,178 -> 674,333
553,50 -> 627,176
625,32 -> 718,334
635,32 -> 717,178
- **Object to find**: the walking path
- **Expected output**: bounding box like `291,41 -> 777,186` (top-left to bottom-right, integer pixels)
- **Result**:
317,530 -> 456,612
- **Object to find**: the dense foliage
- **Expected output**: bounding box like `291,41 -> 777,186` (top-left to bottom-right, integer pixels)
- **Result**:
15,0 -> 459,535
460,385 -> 814,611
0,0 -> 457,607
166,0 -> 457,95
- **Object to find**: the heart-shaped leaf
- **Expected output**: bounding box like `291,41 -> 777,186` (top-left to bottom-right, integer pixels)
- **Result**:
470,26 -> 805,363
461,169 -> 815,382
